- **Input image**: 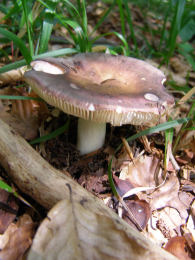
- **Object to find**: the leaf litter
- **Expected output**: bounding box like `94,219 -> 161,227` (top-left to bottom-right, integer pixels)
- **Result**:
0,2 -> 194,259
0,80 -> 194,259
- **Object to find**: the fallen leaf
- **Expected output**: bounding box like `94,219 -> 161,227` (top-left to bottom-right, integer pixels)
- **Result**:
27,199 -> 176,260
156,207 -> 182,238
151,175 -> 189,220
0,214 -> 35,260
120,155 -> 161,188
119,156 -> 190,220
122,198 -> 151,230
0,188 -> 19,234
0,109 -> 39,140
113,175 -> 134,197
0,87 -> 48,140
147,211 -> 169,246
187,200 -> 195,241
164,236 -> 192,260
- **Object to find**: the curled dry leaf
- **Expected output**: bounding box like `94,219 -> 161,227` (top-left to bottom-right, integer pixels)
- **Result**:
113,175 -> 135,197
119,155 -> 191,220
119,155 -> 162,188
122,198 -> 151,230
0,214 -> 35,260
113,176 -> 151,230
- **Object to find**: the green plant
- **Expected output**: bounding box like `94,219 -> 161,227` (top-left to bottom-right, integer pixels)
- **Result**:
173,101 -> 195,153
116,0 -> 138,56
0,0 -> 130,74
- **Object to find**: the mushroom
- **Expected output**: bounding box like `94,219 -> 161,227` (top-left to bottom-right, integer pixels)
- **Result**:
24,53 -> 174,155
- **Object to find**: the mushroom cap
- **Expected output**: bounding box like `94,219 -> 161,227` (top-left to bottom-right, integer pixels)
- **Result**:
24,53 -> 174,126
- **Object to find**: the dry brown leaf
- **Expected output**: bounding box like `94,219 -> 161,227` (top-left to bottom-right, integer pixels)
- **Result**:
0,189 -> 19,234
119,156 -> 190,220
120,155 -> 161,188
0,87 -> 48,140
151,175 -> 189,220
147,58 -> 192,87
28,199 -> 153,260
0,214 -> 35,260
0,119 -> 178,260
147,211 -> 169,246
0,109 -> 39,140
187,200 -> 195,241
164,236 -> 192,260
122,199 -> 151,230
156,207 -> 182,238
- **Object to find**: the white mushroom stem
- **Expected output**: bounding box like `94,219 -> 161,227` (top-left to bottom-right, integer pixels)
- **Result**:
77,118 -> 106,155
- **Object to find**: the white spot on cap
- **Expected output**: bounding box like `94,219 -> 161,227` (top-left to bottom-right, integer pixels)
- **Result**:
88,104 -> 95,111
31,61 -> 64,75
144,93 -> 159,102
141,77 -> 146,81
116,106 -> 122,114
161,78 -> 166,85
70,83 -> 79,90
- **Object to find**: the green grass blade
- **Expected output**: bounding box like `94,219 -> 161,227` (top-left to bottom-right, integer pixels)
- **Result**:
62,0 -> 81,19
166,0 -> 186,60
35,47 -> 78,58
0,48 -> 78,74
116,117 -> 190,152
0,2 -> 21,21
80,0 -> 88,37
173,103 -> 195,153
37,0 -> 83,50
0,28 -> 32,64
164,126 -> 174,170
36,0 -> 75,41
39,18 -> 54,54
38,0 -> 89,52
159,1 -> 171,51
123,0 -> 138,56
108,158 -> 118,198
76,0 -> 82,14
0,95 -> 42,101
30,120 -> 70,145
92,32 -> 130,56
0,180 -> 18,197
117,0 -> 126,37
0,4 -> 8,15
21,0 -> 34,57
184,127 -> 195,130
0,60 -> 27,74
